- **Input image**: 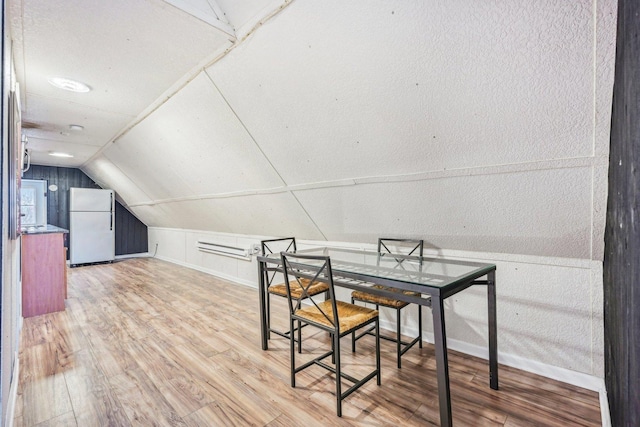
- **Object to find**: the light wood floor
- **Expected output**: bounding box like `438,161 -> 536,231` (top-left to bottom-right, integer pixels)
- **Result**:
15,258 -> 601,426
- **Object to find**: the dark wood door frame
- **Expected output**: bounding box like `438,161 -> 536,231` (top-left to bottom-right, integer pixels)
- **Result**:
604,1 -> 640,426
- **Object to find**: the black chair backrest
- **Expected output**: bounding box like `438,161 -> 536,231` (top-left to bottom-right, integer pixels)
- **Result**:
378,238 -> 424,257
280,252 -> 338,331
261,237 -> 297,256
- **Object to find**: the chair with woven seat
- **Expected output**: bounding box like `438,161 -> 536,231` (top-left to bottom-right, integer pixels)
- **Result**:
351,238 -> 426,368
261,237 -> 329,351
280,251 -> 381,417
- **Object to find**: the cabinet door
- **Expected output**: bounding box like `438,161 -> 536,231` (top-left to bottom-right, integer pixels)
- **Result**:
22,233 -> 65,318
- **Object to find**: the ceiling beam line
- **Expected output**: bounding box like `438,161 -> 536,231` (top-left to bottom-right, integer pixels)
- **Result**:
206,0 -> 230,24
163,0 -> 235,38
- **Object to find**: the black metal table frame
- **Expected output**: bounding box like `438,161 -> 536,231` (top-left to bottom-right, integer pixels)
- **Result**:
257,248 -> 498,427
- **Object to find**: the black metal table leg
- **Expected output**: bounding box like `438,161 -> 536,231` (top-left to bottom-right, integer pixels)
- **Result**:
258,260 -> 268,350
431,295 -> 452,427
488,270 -> 498,390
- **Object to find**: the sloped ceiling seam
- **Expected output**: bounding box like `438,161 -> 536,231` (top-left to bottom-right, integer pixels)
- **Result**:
203,70 -> 287,186
80,0 -> 296,169
203,69 -> 328,240
162,0 -> 235,37
125,156 -> 603,207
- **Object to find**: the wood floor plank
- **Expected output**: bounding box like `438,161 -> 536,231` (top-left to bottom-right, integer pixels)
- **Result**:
122,337 -> 214,418
108,367 -> 187,427
29,411 -> 78,427
184,401 -> 275,427
85,332 -> 140,378
63,348 -> 130,426
16,258 -> 602,427
19,372 -> 72,426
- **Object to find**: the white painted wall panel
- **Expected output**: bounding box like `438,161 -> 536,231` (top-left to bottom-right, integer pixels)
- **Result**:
148,227 -> 262,288
133,192 -> 324,239
208,0 -> 595,185
293,167 -> 592,259
184,231 -> 238,278
103,72 -> 284,201
148,228 -> 187,262
475,262 -> 591,372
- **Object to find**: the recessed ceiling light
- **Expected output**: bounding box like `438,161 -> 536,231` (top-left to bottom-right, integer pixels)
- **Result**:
49,152 -> 74,158
69,124 -> 84,131
47,77 -> 91,93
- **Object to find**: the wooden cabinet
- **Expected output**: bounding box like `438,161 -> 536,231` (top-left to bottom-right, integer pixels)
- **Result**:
21,231 -> 67,317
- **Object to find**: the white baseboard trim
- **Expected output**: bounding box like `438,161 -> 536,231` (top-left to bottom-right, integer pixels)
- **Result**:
386,320 -> 605,392
5,351 -> 19,427
599,388 -> 611,427
380,319 -> 611,426
115,252 -> 151,260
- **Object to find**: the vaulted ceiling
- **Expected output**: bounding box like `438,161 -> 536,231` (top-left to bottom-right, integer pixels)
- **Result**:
8,0 -> 617,259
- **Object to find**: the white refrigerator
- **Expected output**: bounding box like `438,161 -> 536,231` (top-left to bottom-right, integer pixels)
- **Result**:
69,188 -> 115,265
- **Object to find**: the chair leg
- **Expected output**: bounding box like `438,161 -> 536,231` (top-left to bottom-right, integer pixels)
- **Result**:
351,297 -> 356,353
334,331 -> 342,417
297,319 -> 302,354
418,304 -> 423,348
266,292 -> 271,340
331,333 -> 335,364
396,307 -> 402,369
376,319 -> 381,385
290,317 -> 296,388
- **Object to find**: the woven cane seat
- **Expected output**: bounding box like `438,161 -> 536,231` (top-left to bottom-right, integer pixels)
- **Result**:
295,300 -> 378,333
268,278 -> 329,299
351,285 -> 419,308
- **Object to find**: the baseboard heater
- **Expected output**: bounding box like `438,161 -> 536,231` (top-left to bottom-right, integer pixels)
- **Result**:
196,240 -> 251,260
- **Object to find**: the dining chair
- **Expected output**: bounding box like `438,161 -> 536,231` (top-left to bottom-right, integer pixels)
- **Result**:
280,251 -> 381,417
351,238 -> 426,368
261,237 -> 329,351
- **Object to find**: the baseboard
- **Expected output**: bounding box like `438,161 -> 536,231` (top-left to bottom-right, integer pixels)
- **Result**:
115,252 -> 151,260
389,322 -> 604,393
599,387 -> 611,427
381,319 -> 610,425
4,351 -> 19,427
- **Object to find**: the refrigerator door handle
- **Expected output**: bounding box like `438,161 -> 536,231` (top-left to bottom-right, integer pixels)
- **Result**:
110,193 -> 114,231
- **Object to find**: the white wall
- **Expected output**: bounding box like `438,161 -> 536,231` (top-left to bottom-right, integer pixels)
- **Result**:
85,0 -> 616,259
84,0 -> 616,395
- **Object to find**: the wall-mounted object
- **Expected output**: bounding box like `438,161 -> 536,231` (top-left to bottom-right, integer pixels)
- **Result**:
196,240 -> 251,260
21,134 -> 30,175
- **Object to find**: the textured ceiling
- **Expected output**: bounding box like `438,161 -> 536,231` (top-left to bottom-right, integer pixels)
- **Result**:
8,0 -> 272,166
11,0 -> 617,259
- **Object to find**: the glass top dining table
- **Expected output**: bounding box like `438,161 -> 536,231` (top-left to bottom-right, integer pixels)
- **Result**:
257,246 -> 498,427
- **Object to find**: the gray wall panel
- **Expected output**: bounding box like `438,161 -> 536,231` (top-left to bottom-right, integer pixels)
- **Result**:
604,0 -> 640,424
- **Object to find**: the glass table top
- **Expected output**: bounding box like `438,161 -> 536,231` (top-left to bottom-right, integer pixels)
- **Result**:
260,246 -> 495,290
